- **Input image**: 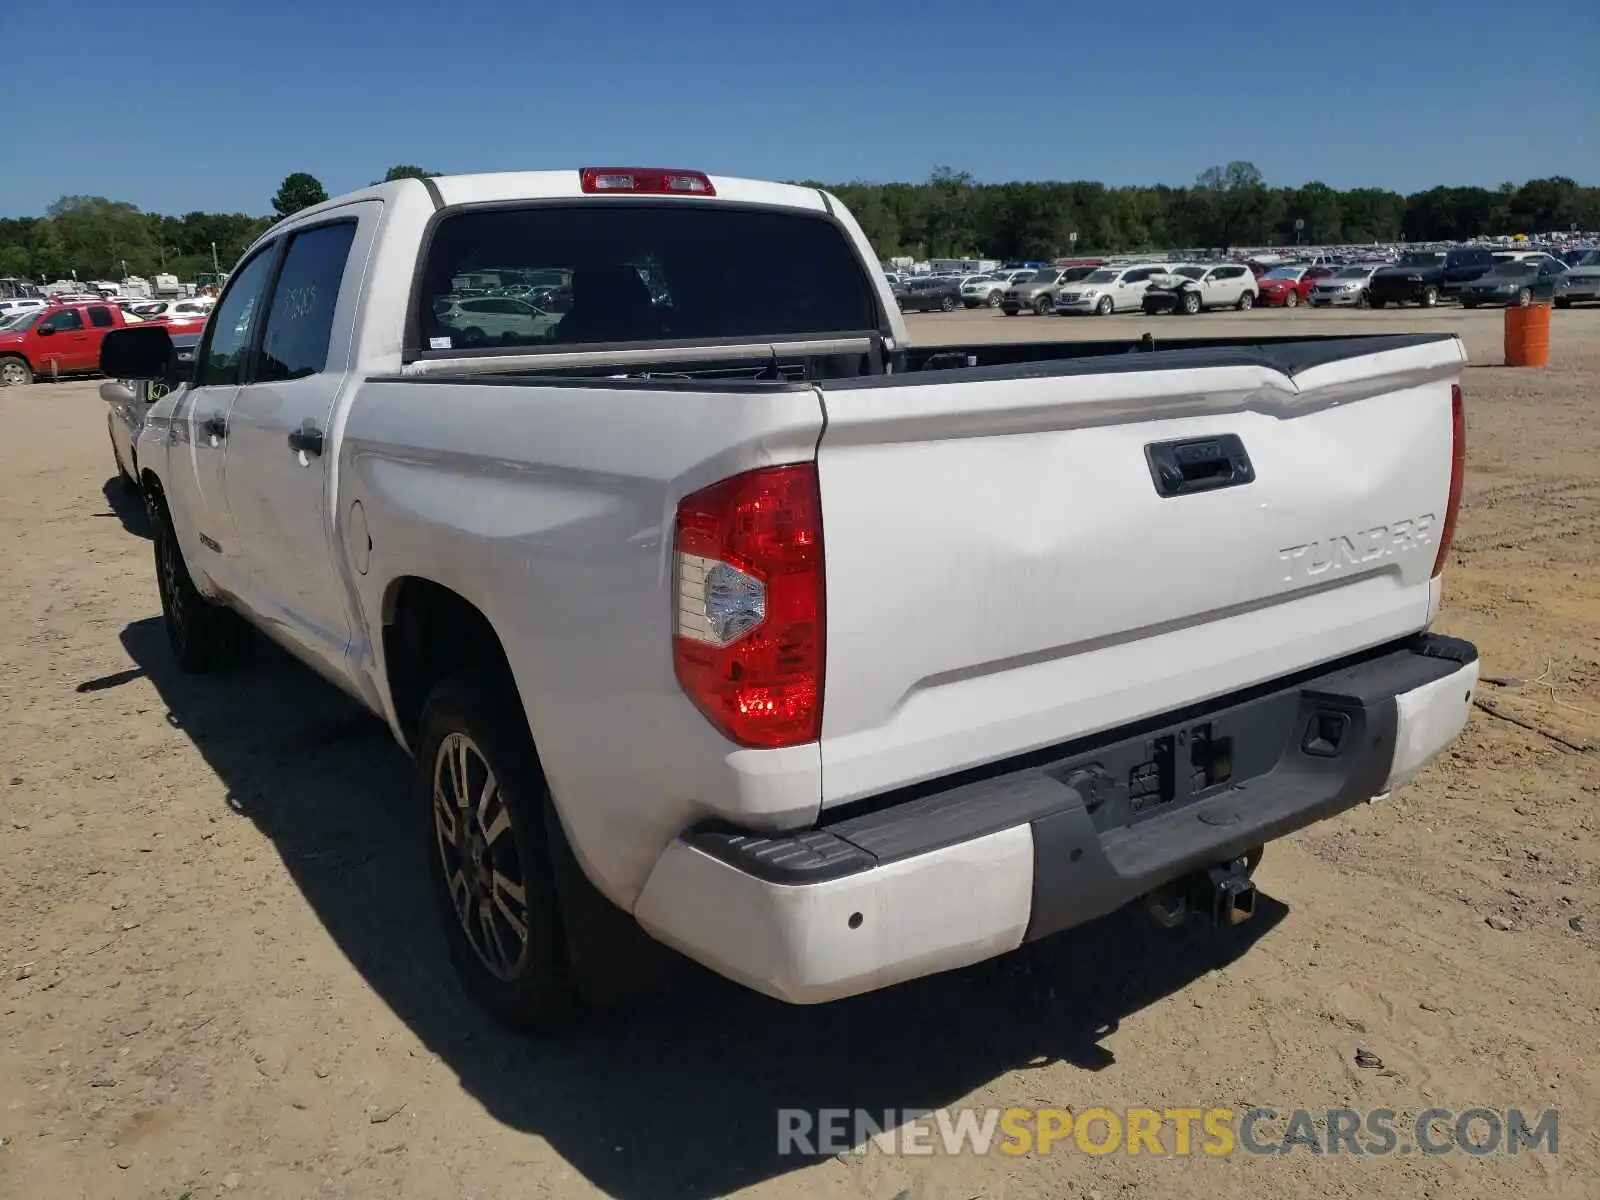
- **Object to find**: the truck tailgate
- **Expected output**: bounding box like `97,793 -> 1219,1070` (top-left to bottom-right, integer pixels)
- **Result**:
814,336 -> 1464,806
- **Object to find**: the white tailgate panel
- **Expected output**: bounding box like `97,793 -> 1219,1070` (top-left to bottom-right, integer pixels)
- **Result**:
816,346 -> 1461,805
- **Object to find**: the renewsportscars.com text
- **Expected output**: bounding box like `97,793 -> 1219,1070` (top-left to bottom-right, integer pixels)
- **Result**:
778,1106 -> 1560,1158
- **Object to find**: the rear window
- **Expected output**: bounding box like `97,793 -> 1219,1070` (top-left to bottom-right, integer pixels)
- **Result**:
415,203 -> 878,354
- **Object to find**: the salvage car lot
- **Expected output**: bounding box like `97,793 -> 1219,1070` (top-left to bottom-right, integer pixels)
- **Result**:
1,306 -> 1596,1200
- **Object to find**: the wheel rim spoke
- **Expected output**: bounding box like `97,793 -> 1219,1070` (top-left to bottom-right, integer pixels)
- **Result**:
475,768 -> 499,828
446,868 -> 472,924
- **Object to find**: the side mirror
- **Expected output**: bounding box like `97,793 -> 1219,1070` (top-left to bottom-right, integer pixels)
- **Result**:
100,325 -> 177,381
99,380 -> 137,406
36,324 -> 56,336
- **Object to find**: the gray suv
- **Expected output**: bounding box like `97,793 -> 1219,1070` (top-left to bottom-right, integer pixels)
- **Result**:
1001,266 -> 1095,316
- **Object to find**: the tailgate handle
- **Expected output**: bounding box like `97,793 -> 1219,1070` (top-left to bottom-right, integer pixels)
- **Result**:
1145,434 -> 1254,497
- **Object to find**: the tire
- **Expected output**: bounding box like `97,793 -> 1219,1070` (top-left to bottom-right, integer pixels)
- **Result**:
986,291 -> 1002,308
1033,295 -> 1052,316
1461,299 -> 1479,310
1357,291 -> 1369,309
418,670 -> 577,1032
1095,295 -> 1114,316
1516,288 -> 1532,308
0,355 -> 32,387
1002,308 -> 1018,316
460,326 -> 488,347
1368,297 -> 1387,309
940,295 -> 956,312
1282,290 -> 1297,309
1236,291 -> 1255,312
1420,285 -> 1439,308
150,495 -> 252,672
1554,297 -> 1572,309
1180,291 -> 1201,315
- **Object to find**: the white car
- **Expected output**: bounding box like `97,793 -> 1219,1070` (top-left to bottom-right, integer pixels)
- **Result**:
105,165 -> 1477,1029
1141,263 -> 1259,313
0,298 -> 47,319
961,269 -> 1035,309
129,298 -> 216,322
433,295 -> 561,346
1307,265 -> 1384,308
1055,264 -> 1173,315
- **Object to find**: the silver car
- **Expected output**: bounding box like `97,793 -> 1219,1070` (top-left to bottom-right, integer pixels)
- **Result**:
1307,264 -> 1384,308
1001,266 -> 1094,316
1555,249 -> 1600,307
961,269 -> 1033,309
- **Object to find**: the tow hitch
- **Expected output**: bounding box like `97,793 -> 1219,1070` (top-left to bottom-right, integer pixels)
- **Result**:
1144,854 -> 1259,928
1203,861 -> 1257,925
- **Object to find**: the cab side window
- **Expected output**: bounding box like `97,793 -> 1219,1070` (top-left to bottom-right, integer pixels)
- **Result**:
195,246 -> 279,388
42,309 -> 84,332
87,306 -> 115,328
256,222 -> 359,383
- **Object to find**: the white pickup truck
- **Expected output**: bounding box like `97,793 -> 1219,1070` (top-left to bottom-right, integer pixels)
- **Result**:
102,167 -> 1478,1031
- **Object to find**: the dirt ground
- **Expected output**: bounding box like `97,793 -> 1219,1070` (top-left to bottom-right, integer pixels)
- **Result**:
2,306 -> 1597,1200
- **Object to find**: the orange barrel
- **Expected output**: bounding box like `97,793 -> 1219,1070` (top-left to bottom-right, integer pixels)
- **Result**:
1504,302 -> 1551,368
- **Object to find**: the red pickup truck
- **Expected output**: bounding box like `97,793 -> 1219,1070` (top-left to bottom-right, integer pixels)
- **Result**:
0,302 -> 145,386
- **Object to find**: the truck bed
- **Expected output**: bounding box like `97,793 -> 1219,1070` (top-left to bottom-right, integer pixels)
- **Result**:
381,331 -> 1457,388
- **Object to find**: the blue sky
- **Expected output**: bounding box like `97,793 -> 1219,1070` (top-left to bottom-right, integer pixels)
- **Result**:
2,0 -> 1595,217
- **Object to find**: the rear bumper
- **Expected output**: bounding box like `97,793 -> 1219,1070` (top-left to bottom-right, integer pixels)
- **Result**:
633,635 -> 1478,1004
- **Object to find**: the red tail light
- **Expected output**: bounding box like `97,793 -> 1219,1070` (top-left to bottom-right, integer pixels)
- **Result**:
580,167 -> 716,196
673,464 -> 824,748
1432,383 -> 1465,578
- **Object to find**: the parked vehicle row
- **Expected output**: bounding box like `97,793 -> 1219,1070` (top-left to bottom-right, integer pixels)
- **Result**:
895,247 -> 1594,318
0,295 -> 212,386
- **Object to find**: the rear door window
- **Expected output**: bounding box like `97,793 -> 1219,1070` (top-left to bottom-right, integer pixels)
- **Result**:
255,221 -> 358,383
415,202 -> 879,354
87,305 -> 116,328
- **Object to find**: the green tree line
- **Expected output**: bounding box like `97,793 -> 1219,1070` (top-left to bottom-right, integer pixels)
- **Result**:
804,165 -> 1598,261
2,164 -> 1593,282
0,167 -> 434,283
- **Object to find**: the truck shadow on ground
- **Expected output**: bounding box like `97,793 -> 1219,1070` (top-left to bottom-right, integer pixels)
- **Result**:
118,616 -> 1287,1200
100,476 -> 152,538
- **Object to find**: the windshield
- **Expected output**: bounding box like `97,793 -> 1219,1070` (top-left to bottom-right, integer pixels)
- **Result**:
1262,267 -> 1302,280
1174,266 -> 1207,280
1084,270 -> 1119,284
1400,251 -> 1446,267
5,309 -> 47,331
1333,267 -> 1371,279
1486,260 -> 1537,277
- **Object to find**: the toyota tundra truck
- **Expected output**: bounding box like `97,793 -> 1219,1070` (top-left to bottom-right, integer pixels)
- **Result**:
101,167 -> 1478,1030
